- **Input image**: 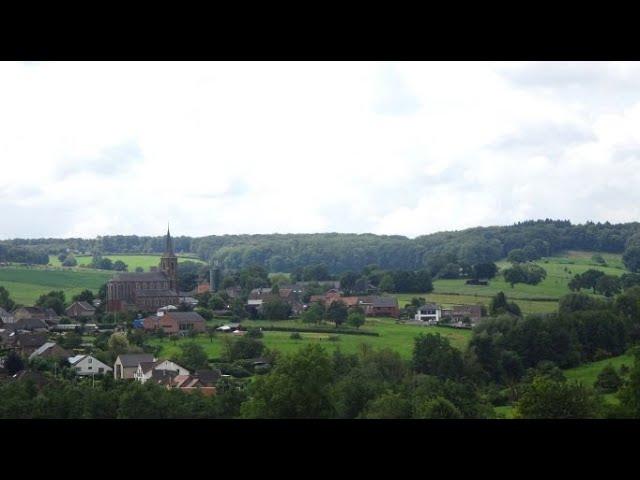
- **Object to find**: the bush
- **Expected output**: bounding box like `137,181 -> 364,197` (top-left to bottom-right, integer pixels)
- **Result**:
595,364 -> 622,393
245,328 -> 264,339
290,332 -> 302,340
327,335 -> 340,342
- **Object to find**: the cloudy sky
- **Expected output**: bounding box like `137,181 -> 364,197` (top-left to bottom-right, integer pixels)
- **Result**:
2,61 -> 640,239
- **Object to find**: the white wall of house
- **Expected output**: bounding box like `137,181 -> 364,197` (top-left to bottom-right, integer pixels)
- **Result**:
72,355 -> 113,376
415,307 -> 441,323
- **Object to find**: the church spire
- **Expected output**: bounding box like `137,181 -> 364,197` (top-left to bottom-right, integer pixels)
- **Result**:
164,223 -> 175,256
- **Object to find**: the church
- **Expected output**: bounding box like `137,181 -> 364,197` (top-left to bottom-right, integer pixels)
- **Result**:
106,228 -> 180,312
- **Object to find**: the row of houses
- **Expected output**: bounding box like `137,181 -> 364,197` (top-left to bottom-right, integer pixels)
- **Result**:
307,289 -> 401,318
0,302 -> 99,331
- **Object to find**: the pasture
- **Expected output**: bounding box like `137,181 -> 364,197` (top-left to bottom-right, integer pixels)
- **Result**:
0,266 -> 112,305
148,317 -> 473,361
394,250 -> 627,316
51,254 -> 205,270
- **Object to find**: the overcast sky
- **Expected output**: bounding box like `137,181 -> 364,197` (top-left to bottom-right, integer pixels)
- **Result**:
2,61 -> 640,239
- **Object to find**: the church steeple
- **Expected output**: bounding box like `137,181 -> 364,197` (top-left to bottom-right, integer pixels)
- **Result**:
164,224 -> 175,257
160,223 -> 178,292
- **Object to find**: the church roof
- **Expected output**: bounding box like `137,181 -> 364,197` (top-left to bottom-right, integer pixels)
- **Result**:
135,289 -> 178,297
164,226 -> 175,256
111,271 -> 169,282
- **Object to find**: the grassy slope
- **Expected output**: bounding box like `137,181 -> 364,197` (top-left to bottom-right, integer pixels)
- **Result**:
394,250 -> 626,316
71,254 -> 205,270
149,317 -> 472,361
0,267 -> 112,305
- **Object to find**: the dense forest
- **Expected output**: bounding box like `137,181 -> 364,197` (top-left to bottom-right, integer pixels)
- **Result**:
3,220 -> 640,274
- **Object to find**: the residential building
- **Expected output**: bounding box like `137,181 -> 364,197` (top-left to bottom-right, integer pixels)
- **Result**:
65,301 -> 96,319
142,311 -> 206,335
29,342 -> 72,361
0,307 -> 15,325
134,359 -> 190,383
114,353 -> 155,380
15,332 -> 48,356
361,296 -> 400,318
414,303 -> 441,323
13,307 -> 60,326
68,354 -> 113,376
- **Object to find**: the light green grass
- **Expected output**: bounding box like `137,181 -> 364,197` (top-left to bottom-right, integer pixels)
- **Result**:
563,352 -> 633,388
149,317 -> 472,361
71,254 -> 205,271
394,251 -> 626,316
0,267 -> 112,305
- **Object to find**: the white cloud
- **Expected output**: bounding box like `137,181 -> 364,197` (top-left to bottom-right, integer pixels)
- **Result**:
1,61 -> 640,239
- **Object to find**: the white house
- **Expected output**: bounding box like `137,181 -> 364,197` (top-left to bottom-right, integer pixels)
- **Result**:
134,359 -> 190,384
414,304 -> 441,323
68,354 -> 113,376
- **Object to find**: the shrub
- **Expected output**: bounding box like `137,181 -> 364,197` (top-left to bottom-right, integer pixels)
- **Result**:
327,335 -> 340,342
246,328 -> 264,339
290,332 -> 302,340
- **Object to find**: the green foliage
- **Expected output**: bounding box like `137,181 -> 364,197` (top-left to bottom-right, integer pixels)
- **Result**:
515,376 -> 602,419
502,263 -> 546,287
4,351 -> 24,375
489,292 -> 521,317
72,289 -> 95,303
290,332 -> 302,340
0,286 -> 15,311
414,396 -> 463,419
347,310 -> 365,329
301,302 -> 324,324
594,364 -> 622,393
261,297 -> 292,320
325,300 -> 348,327
623,246 -> 640,273
35,290 -> 66,315
178,342 -> 209,370
240,344 -> 335,418
361,392 -> 412,419
412,333 -> 464,379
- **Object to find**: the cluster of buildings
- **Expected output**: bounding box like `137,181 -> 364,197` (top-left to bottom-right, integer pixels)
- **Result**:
307,289 -> 400,318
413,303 -> 483,327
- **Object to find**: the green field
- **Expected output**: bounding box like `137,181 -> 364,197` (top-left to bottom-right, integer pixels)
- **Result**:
50,254 -> 205,270
0,267 -> 112,305
149,317 -> 472,361
393,250 -> 627,316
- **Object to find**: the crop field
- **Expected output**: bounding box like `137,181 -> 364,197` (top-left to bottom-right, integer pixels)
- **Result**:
394,251 -> 627,316
148,317 -> 473,361
0,266 -> 112,305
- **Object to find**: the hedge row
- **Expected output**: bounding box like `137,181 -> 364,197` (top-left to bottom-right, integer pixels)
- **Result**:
258,325 -> 380,337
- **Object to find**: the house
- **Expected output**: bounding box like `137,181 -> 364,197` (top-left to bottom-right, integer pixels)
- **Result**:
114,353 -> 155,380
248,287 -> 304,315
195,368 -> 221,386
142,311 -> 206,335
441,305 -> 483,324
13,306 -> 60,326
414,303 -> 441,323
65,301 -> 96,319
29,342 -> 72,361
134,359 -> 190,383
68,354 -> 113,376
197,282 -> 211,294
178,295 -> 199,308
361,296 -> 400,318
0,307 -> 15,325
15,332 -> 48,356
14,317 -> 49,332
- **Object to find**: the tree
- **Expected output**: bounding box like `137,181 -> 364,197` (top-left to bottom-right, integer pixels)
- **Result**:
412,333 -> 464,379
576,269 -> 606,294
489,292 -> 521,317
135,266 -> 144,273
379,274 -> 395,293
240,344 -> 335,418
361,392 -> 411,419
35,290 -> 66,315
594,364 -> 622,393
113,260 -> 128,271
4,350 -> 24,375
301,302 -> 325,325
62,254 -> 78,267
618,347 -> 640,416
228,337 -> 265,361
623,246 -> 640,273
325,300 -> 348,328
0,286 -> 15,311
439,263 -> 461,279
72,289 -> 95,303
347,310 -> 365,329
472,262 -> 498,280
507,248 -> 528,263
595,275 -> 622,297
108,333 -> 130,356
339,271 -> 359,294
414,396 -> 463,419
178,342 -> 209,370
502,263 -> 546,287
262,297 -> 292,320
515,376 -> 601,419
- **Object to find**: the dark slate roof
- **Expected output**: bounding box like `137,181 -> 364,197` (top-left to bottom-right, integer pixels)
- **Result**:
135,289 -> 178,298
17,332 -> 48,347
15,318 -> 49,330
117,353 -> 154,367
368,296 -> 398,308
195,369 -> 221,386
76,301 -> 95,311
165,312 -> 205,323
111,272 -> 169,282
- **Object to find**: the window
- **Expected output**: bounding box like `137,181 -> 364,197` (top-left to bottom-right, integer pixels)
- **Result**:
88,357 -> 92,364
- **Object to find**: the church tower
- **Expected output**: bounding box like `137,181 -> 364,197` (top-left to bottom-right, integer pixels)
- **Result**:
160,226 -> 179,292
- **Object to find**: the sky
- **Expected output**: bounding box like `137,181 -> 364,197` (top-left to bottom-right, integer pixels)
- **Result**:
2,61 -> 640,240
